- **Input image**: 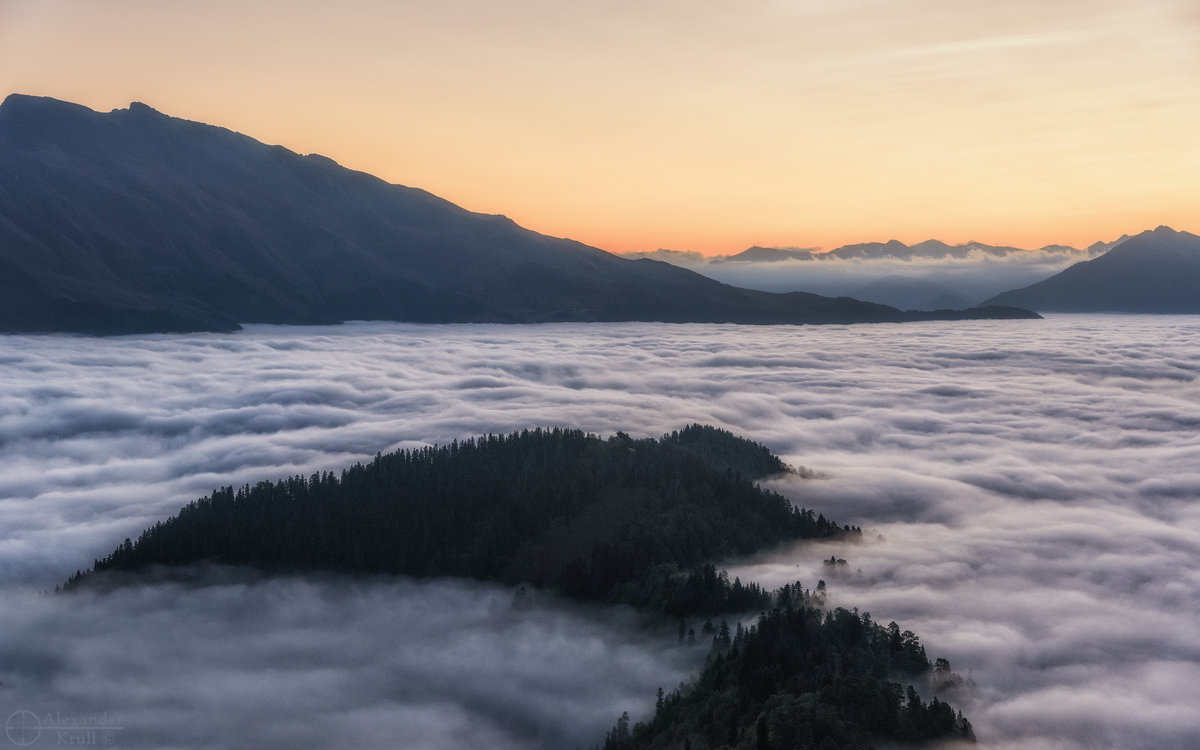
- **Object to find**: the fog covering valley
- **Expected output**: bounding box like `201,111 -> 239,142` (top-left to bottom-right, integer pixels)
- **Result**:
2,317 -> 1199,748
622,244 -> 1112,308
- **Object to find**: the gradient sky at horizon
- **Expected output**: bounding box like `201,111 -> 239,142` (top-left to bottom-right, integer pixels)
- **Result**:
1,0 -> 1197,255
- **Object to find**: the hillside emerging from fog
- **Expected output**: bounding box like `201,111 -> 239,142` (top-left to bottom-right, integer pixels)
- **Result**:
984,226 -> 1200,312
632,227 -> 1200,314
0,94 -> 1037,334
68,425 -> 848,615
623,239 -> 1123,309
67,424 -> 972,749
712,238 -> 1113,263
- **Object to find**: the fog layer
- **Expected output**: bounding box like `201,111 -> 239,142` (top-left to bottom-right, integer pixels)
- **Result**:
0,575 -> 692,749
2,317 -> 1199,747
697,256 -> 1066,304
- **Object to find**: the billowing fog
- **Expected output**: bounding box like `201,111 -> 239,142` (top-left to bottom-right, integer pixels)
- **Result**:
620,247 -> 1106,306
1,575 -> 692,749
2,317 -> 1198,748
695,256 -> 1064,305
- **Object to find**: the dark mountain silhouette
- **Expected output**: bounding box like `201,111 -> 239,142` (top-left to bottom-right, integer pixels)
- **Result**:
825,239 -> 912,260
0,94 -> 1036,333
851,276 -> 973,311
716,246 -> 817,263
983,226 -> 1200,312
921,292 -> 974,310
623,238 -> 1106,268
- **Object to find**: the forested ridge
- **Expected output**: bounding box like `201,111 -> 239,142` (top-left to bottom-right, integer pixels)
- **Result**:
64,424 -> 972,747
67,425 -> 850,613
602,587 -> 974,750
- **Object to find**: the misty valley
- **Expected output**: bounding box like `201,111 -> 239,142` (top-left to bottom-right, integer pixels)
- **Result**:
2,318 -> 1198,749
4,3 -> 1199,746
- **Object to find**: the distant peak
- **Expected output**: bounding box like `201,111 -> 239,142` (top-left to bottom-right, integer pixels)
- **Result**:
303,153 -> 341,168
0,93 -> 85,114
0,94 -> 101,133
0,95 -> 164,120
2,93 -> 47,107
122,101 -> 163,117
1152,225 -> 1177,235
1,93 -> 34,109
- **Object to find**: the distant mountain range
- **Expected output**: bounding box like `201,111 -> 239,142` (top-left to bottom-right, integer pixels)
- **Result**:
629,238 -> 1119,266
717,246 -> 820,263
984,227 -> 1200,313
850,277 -> 972,312
621,238 -> 1125,308
0,94 -> 1036,334
623,230 -> 1200,314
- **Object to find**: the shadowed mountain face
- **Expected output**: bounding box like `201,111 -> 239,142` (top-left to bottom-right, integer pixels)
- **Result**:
850,276 -> 972,311
0,95 -> 1037,333
984,227 -> 1200,313
717,246 -> 818,262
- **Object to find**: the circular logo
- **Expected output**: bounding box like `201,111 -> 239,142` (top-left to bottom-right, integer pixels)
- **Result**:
5,710 -> 40,746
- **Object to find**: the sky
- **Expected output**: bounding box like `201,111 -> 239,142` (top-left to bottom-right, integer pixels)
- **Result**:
1,0 -> 1198,255
2,318 -> 1199,748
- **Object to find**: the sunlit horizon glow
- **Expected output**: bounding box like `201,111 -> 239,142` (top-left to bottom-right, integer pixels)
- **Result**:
1,0 -> 1197,255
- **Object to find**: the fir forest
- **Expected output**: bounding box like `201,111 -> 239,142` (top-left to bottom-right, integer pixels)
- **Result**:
67,425 -> 974,749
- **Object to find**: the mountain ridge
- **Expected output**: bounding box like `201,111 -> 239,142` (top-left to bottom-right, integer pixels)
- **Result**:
983,226 -> 1200,312
631,237 -> 1115,265
0,94 -> 1037,334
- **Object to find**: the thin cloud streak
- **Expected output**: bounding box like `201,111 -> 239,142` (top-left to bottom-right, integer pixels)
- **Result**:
0,317 -> 1198,747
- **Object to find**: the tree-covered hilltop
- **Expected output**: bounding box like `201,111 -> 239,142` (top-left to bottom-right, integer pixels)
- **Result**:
67,425 -> 853,614
604,585 -> 974,750
65,424 -> 973,747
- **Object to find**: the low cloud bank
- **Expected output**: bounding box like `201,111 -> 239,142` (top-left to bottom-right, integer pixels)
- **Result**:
622,245 -> 1112,305
0,575 -> 694,749
1,316 -> 1199,747
699,255 -> 1086,304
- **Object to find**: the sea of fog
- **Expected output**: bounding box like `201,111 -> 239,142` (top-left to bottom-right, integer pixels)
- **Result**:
1,317 -> 1198,749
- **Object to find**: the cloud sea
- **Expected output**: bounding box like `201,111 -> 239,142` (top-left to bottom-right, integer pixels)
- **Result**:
1,316 -> 1198,748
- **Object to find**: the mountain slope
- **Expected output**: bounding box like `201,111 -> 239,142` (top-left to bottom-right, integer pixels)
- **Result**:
851,276 -> 973,311
0,95 -> 1037,333
717,246 -> 817,263
984,226 -> 1200,312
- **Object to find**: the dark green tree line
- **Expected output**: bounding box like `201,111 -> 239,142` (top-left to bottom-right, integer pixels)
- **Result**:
69,425 -> 852,615
604,584 -> 973,750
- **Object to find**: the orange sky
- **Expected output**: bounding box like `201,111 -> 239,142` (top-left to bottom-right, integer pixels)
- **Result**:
1,0 -> 1198,255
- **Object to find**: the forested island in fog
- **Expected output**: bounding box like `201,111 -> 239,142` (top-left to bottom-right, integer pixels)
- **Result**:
65,425 -> 972,749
